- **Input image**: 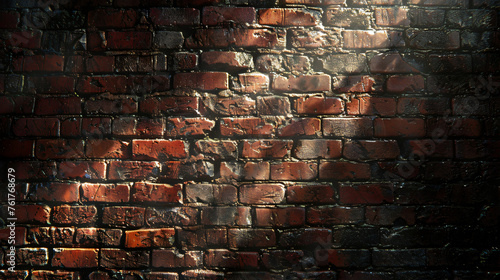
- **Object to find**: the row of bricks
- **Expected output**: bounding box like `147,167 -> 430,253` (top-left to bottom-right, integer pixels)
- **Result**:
7,181 -> 499,206
3,72 -> 500,94
0,0 -> 488,9
3,269 -> 500,280
3,246 -> 493,270
1,204 -> 494,228
4,224 -> 498,249
9,159 -> 496,181
2,117 -> 489,138
4,28 -> 497,51
2,138 -> 498,161
2,95 -> 499,116
1,7 -> 496,30
8,52 -> 498,74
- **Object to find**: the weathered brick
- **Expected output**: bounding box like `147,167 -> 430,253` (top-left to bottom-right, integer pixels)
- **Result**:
107,31 -> 152,50
103,206 -> 145,227
308,206 -> 364,225
409,9 -> 445,27
386,75 -> 425,93
108,161 -> 160,180
287,184 -> 336,204
295,96 -> 343,114
397,97 -> 450,115
75,228 -> 122,246
323,117 -> 373,137
270,162 -> 318,181
321,53 -> 367,74
125,228 -> 175,248
240,184 -> 285,204
344,140 -> 400,160
27,183 -> 79,203
205,249 -> 258,269
140,96 -> 198,116
81,183 -> 130,202
333,75 -> 383,93
100,249 -> 149,268
407,29 -> 460,50
374,118 -> 425,137
36,139 -> 84,160
52,205 -> 97,224
259,8 -> 320,26
277,118 -> 321,137
325,8 -> 371,28
132,140 -> 188,160
343,30 -> 404,49
153,249 -> 203,268
52,249 -> 98,268
228,229 -> 276,248
201,207 -> 251,226
185,28 -> 285,49
289,29 -> 340,48
0,139 -> 34,158
88,8 -> 138,28
194,140 -> 238,160
255,208 -> 306,227
346,96 -> 397,116
369,53 -> 420,73
201,51 -> 254,71
132,182 -> 182,203
185,184 -> 238,204
204,7 -> 256,25
257,96 -> 291,115
150,8 -> 200,26
375,7 -> 409,27
233,73 -> 269,94
340,183 -> 394,204
145,207 -> 199,226
242,140 -> 293,158
279,228 -> 332,248
86,140 -> 130,159
174,72 -> 228,91
273,74 -> 331,92
166,117 -> 215,137
220,117 -> 275,136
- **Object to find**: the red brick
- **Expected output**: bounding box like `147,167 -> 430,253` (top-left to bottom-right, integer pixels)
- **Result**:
108,161 -> 160,180
257,96 -> 291,115
106,31 -> 152,50
86,55 -> 114,72
81,183 -> 130,202
261,250 -> 304,270
75,228 -> 122,247
132,182 -> 182,203
52,205 -> 97,224
185,28 -> 285,49
220,117 -> 275,136
271,162 -> 318,181
100,249 -> 149,268
28,226 -> 74,245
319,161 -> 371,180
228,229 -> 276,248
76,75 -> 128,93
0,95 -> 34,114
27,182 -> 79,203
240,184 -> 285,204
369,53 -> 420,73
194,140 -> 238,160
426,117 -> 481,137
85,140 -> 129,159
185,184 -> 237,204
259,8 -> 320,26
86,96 -> 138,114
339,183 -> 394,204
0,227 -> 26,245
325,8 -> 371,28
295,96 -> 343,114
366,206 -> 416,225
88,8 -> 138,28
0,11 -> 20,28
289,29 -> 340,48
343,30 -> 404,49
294,139 -> 342,159
5,205 -> 50,224
242,140 -> 293,158
125,228 -> 175,248
81,118 -> 112,136
58,161 -> 106,180
201,207 -> 251,226
52,249 -> 98,268
145,207 -> 198,226
287,185 -> 336,204
344,140 -> 400,160
65,55 -> 85,73
34,96 -> 81,115
31,271 -> 78,279
181,270 -> 224,280
374,118 -> 425,137
277,118 -> 321,137
386,75 -> 425,93
346,96 -> 397,116
36,139 -> 84,160
153,249 -> 203,268
27,76 -> 75,94
173,52 -> 197,70
203,7 -> 256,25
116,117 -> 164,137
323,117 -> 373,137
429,54 -> 472,73
234,73 -> 269,94
283,0 -> 325,4
10,161 -> 57,180
140,96 -> 198,116
178,228 -> 227,249
21,55 -> 64,72
273,74 -> 331,92
200,51 -> 254,71
166,117 -> 215,137
103,206 -> 145,227
397,97 -> 449,115
243,162 -> 270,180
174,72 -> 228,91
375,7 -> 409,26
132,140 -> 188,160
333,75 -> 382,93
256,208 -> 306,227
0,139 -> 34,158
308,206 -> 364,225
408,0 -> 466,6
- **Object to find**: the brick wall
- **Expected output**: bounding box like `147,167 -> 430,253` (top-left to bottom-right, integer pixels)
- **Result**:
0,0 -> 499,279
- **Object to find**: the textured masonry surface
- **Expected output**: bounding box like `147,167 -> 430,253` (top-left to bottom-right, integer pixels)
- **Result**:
0,0 -> 499,279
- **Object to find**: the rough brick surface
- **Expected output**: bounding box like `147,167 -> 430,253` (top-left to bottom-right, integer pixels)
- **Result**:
2,0 -> 498,278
